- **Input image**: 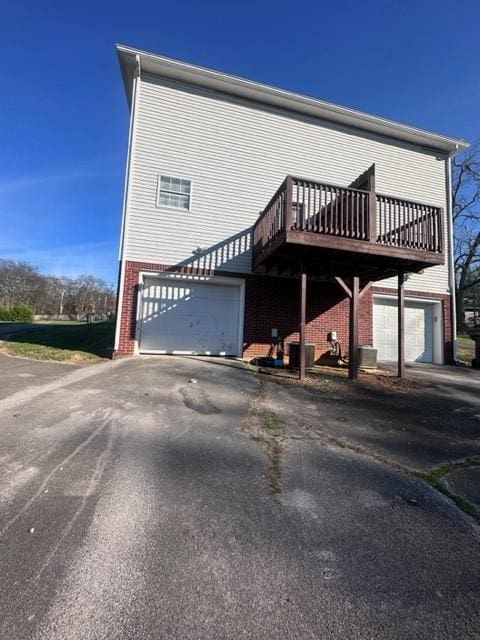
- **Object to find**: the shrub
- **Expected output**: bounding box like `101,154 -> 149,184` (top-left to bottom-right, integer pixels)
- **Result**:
13,304 -> 34,322
0,304 -> 34,322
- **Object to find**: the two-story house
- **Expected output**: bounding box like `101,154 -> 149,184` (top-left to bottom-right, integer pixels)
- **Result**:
114,44 -> 468,378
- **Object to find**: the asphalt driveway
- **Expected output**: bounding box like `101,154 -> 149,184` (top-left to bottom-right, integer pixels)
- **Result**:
0,356 -> 479,639
0,353 -> 80,400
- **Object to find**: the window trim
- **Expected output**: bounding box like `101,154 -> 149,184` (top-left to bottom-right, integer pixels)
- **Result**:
156,174 -> 193,211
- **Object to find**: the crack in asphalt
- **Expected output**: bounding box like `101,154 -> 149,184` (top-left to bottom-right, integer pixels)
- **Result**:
242,378 -> 285,496
244,371 -> 480,524
279,427 -> 480,524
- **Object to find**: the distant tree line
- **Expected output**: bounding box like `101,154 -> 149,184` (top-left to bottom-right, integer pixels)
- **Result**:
0,259 -> 116,319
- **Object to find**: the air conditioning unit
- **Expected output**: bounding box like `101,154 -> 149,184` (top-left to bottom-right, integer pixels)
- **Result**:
358,346 -> 377,369
289,342 -> 316,370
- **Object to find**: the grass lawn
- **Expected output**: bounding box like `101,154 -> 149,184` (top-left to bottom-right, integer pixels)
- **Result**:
1,321 -> 115,363
457,332 -> 474,340
457,334 -> 476,364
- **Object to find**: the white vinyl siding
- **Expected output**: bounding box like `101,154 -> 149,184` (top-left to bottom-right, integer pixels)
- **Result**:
124,74 -> 450,293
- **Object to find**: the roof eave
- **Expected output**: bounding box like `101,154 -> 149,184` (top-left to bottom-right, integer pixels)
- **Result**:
116,44 -> 469,156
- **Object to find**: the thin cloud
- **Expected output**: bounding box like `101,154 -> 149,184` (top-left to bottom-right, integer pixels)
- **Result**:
0,169 -> 118,196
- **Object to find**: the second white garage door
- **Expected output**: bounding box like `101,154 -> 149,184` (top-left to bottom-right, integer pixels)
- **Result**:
373,298 -> 434,363
139,277 -> 242,355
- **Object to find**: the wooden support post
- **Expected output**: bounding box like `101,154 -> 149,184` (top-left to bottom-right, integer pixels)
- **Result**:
398,272 -> 405,378
348,276 -> 360,381
299,270 -> 307,381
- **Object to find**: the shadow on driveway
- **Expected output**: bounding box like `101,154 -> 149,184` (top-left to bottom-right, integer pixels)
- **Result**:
260,363 -> 480,471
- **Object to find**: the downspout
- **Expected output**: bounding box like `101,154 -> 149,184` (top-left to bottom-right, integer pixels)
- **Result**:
445,154 -> 457,362
114,54 -> 141,352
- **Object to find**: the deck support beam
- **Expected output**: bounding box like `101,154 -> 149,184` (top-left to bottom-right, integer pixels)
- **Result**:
359,281 -> 372,300
398,272 -> 405,378
334,276 -> 351,299
348,276 -> 360,380
299,270 -> 307,381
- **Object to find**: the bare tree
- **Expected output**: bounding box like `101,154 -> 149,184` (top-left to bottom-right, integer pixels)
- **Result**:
0,260 -> 45,309
0,259 -> 116,319
38,277 -> 68,316
61,275 -> 116,319
453,142 -> 480,330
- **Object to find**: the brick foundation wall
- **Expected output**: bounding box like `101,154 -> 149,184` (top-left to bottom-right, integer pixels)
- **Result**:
116,260 -> 372,358
116,261 -> 452,363
243,277 -> 373,360
116,260 -> 249,355
116,261 -> 139,355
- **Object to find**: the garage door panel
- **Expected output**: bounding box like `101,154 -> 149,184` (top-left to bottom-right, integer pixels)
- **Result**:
374,299 -> 433,363
139,278 -> 241,355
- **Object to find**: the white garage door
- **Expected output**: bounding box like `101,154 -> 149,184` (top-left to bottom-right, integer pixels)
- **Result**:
139,277 -> 242,355
373,298 -> 433,363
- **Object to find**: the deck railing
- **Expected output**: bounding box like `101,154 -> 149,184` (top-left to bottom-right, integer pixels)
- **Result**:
376,194 -> 443,252
252,175 -> 443,263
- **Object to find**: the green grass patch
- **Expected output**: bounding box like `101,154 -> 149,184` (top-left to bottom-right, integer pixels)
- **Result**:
417,462 -> 480,521
242,400 -> 285,496
1,321 -> 115,363
418,464 -> 452,487
255,409 -> 284,495
258,408 -> 284,433
265,439 -> 283,495
457,332 -> 474,341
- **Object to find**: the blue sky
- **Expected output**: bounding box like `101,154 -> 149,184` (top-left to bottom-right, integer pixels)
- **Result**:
1,0 -> 478,286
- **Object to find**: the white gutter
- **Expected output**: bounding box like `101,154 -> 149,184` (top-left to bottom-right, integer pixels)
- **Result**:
446,155 -> 457,361
114,55 -> 140,352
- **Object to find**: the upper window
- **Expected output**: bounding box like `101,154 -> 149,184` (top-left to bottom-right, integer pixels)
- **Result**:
157,175 -> 192,210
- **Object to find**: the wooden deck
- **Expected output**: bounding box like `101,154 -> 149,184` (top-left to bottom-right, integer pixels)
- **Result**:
252,173 -> 444,283
252,167 -> 445,381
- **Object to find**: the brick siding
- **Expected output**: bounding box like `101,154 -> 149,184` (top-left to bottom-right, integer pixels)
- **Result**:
243,276 -> 372,360
116,260 -> 452,363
